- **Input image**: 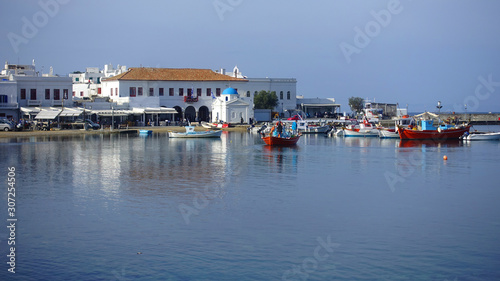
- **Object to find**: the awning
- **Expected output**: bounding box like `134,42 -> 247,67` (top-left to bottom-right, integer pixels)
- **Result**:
143,107 -> 177,114
91,110 -> 132,117
59,108 -> 83,117
301,103 -> 341,107
35,110 -> 61,120
20,107 -> 40,114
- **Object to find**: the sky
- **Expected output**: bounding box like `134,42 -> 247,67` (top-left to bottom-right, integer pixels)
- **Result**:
1,0 -> 500,113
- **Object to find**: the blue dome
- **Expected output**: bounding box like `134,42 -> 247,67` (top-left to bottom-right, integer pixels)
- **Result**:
222,87 -> 238,95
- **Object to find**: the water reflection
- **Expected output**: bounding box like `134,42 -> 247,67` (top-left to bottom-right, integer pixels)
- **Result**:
260,145 -> 300,174
398,140 -> 461,148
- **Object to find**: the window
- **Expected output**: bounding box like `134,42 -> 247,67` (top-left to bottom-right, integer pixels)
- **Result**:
187,88 -> 193,97
246,91 -> 250,97
169,88 -> 174,96
197,88 -> 202,97
110,88 -> 114,96
280,91 -> 283,100
75,77 -> 79,82
159,88 -> 164,96
130,87 -> 136,97
45,89 -> 50,100
20,89 -> 26,100
287,91 -> 291,100
72,91 -> 75,97
63,89 -> 68,99
30,89 -> 37,100
216,88 -> 221,97
97,88 -> 101,94
149,88 -> 154,96
179,88 -> 184,96
54,89 -> 60,100
206,88 -> 211,96
138,87 -> 143,96
0,95 -> 8,103
80,91 -> 84,97
115,88 -> 118,97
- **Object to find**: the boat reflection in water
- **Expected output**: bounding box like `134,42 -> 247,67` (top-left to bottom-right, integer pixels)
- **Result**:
398,139 -> 462,148
261,145 -> 300,174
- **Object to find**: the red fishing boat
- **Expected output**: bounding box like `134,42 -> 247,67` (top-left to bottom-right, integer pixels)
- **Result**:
261,121 -> 301,146
398,120 -> 470,140
261,135 -> 301,146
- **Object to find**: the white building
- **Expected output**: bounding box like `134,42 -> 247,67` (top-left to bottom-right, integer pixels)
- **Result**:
100,66 -> 297,124
0,61 -> 73,120
69,64 -> 127,99
211,87 -> 252,123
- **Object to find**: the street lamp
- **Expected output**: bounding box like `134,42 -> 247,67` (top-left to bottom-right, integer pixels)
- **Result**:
436,101 -> 442,113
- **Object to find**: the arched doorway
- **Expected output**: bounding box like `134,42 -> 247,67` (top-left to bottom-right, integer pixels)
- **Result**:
185,106 -> 196,122
173,106 -> 183,123
198,106 -> 210,122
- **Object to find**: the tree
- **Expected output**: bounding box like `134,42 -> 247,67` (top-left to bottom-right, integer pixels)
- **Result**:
254,90 -> 278,109
348,97 -> 365,114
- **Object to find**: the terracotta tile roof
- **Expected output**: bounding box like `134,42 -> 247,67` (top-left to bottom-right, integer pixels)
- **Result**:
104,68 -> 247,82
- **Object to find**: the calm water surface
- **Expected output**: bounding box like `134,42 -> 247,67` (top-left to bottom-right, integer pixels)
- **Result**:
1,128 -> 499,280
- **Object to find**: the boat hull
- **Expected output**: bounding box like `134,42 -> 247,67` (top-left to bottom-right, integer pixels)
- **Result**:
262,135 -> 301,146
398,126 -> 470,140
168,130 -> 222,138
378,129 -> 399,138
343,128 -> 379,137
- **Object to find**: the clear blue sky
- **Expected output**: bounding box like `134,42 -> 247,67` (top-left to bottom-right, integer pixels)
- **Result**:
2,0 -> 500,113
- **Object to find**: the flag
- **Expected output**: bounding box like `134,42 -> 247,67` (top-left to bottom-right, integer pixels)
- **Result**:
211,91 -> 216,100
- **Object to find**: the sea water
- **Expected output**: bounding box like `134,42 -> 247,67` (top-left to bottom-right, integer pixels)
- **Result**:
0,128 -> 499,280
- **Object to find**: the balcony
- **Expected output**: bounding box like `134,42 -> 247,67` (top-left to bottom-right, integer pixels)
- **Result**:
27,100 -> 42,106
184,96 -> 198,103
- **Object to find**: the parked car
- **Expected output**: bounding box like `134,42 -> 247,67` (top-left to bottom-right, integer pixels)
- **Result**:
74,119 -> 100,130
0,119 -> 15,131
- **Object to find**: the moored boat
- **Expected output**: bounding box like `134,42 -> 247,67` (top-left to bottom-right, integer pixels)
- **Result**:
398,120 -> 470,140
342,119 -> 379,137
261,135 -> 301,146
461,131 -> 500,141
261,121 -> 301,146
168,126 -> 222,138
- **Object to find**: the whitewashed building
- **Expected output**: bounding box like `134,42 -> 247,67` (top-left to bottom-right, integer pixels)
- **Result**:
0,61 -> 73,120
100,66 -> 297,123
70,64 -> 127,99
211,87 -> 252,123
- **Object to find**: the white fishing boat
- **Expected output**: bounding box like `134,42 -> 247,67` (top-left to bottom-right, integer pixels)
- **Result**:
168,126 -> 222,138
461,131 -> 500,141
342,119 -> 379,137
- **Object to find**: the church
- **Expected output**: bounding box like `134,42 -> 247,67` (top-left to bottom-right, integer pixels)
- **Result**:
211,87 -> 252,124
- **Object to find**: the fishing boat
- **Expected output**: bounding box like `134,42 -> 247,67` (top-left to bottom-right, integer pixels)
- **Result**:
398,120 -> 470,140
261,135 -> 301,146
261,122 -> 301,146
460,131 -> 500,141
342,119 -> 379,137
168,126 -> 222,138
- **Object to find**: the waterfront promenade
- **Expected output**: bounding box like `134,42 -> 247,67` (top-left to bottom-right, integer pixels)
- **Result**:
0,125 -> 250,139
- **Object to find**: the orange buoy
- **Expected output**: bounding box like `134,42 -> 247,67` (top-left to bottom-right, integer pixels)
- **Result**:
443,155 -> 448,160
